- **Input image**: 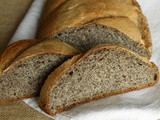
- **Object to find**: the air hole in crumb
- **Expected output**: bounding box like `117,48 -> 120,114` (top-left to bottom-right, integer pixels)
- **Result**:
14,93 -> 16,96
69,71 -> 73,76
58,33 -> 62,36
154,74 -> 158,81
48,60 -> 52,63
122,75 -> 126,78
138,63 -> 142,66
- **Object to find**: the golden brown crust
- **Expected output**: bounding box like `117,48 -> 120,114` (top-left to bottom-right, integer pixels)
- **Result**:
40,0 -> 68,25
0,40 -> 39,74
38,0 -> 138,39
0,39 -> 81,104
0,94 -> 34,104
39,44 -> 159,116
39,0 -> 133,27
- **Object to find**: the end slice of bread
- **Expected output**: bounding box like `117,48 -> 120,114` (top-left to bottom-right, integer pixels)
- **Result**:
39,44 -> 159,116
0,40 -> 81,104
0,40 -> 39,74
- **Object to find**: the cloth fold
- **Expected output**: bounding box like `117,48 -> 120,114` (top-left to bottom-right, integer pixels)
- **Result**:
9,0 -> 160,119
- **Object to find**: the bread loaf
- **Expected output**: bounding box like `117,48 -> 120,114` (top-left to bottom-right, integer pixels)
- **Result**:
39,44 -> 159,116
38,0 -> 151,58
0,39 -> 81,104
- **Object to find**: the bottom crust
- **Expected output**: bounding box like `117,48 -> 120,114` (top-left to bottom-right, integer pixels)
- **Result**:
0,94 -> 34,104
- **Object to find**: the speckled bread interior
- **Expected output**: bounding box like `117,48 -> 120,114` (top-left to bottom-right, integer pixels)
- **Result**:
0,40 -> 81,104
39,45 -> 159,116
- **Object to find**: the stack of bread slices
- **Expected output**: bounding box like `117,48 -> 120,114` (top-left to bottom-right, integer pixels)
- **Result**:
0,0 -> 159,116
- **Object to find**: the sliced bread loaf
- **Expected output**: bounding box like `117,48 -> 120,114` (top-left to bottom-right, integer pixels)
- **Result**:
39,44 -> 159,116
38,0 -> 151,58
0,40 -> 81,104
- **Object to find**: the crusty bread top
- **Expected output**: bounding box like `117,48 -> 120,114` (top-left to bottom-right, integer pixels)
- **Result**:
0,39 -> 81,74
38,0 -> 138,39
0,40 -> 39,74
40,0 -> 133,25
39,44 -> 159,115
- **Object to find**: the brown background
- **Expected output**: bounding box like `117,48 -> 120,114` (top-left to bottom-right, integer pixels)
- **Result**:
0,0 -> 51,120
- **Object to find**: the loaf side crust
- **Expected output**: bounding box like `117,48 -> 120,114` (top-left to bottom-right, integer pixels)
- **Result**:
0,94 -> 34,104
40,0 -> 68,25
132,0 -> 152,57
39,44 -> 159,116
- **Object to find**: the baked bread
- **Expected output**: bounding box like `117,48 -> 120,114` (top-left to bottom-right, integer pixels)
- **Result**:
40,0 -> 134,26
39,44 -> 159,116
0,40 -> 39,74
38,0 -> 151,58
40,0 -> 67,24
0,39 -> 81,104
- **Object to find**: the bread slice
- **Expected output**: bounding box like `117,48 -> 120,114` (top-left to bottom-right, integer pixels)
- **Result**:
38,0 -> 151,58
0,40 -> 81,104
39,44 -> 159,116
52,17 -> 150,58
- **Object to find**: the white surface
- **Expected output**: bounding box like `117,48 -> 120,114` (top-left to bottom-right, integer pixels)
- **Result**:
9,0 -> 160,120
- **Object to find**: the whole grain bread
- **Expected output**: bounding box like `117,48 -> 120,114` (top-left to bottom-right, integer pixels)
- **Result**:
38,0 -> 152,58
53,17 -> 150,58
39,44 -> 159,116
0,39 -> 81,104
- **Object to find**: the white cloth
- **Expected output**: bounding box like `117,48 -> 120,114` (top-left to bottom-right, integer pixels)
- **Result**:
9,0 -> 160,119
